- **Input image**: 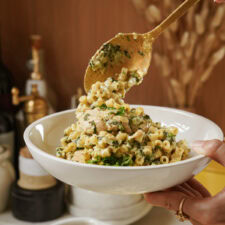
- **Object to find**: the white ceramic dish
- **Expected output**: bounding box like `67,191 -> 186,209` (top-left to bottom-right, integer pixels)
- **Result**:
24,105 -> 224,194
68,199 -> 152,225
51,217 -> 108,225
68,187 -> 152,225
69,187 -> 142,208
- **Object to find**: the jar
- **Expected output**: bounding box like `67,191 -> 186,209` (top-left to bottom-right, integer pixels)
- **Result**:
0,145 -> 15,212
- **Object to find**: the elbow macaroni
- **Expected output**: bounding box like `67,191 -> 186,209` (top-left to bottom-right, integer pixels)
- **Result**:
56,68 -> 190,166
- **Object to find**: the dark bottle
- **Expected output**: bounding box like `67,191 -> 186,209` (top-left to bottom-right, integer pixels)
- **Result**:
0,39 -> 16,163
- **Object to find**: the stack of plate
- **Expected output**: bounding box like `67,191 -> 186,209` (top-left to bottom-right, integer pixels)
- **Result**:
67,187 -> 152,225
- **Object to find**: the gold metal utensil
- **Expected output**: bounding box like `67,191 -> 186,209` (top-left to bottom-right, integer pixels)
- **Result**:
84,0 -> 200,93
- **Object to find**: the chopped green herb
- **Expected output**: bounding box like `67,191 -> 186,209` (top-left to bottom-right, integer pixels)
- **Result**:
145,155 -> 154,164
90,121 -> 97,134
152,159 -> 161,165
56,147 -> 63,152
84,113 -> 90,121
99,104 -> 116,111
108,106 -> 116,110
65,137 -> 71,144
138,50 -> 145,56
102,155 -> 133,166
118,123 -> 125,131
116,107 -> 125,116
130,72 -> 140,83
121,155 -> 133,166
143,114 -> 150,120
76,147 -> 84,150
111,120 -> 119,125
124,50 -> 131,58
99,104 -> 107,109
88,156 -> 101,164
164,131 -> 176,143
102,155 -> 118,165
126,36 -> 131,41
155,145 -> 162,150
112,140 -> 119,147
102,43 -> 122,62
89,43 -> 123,72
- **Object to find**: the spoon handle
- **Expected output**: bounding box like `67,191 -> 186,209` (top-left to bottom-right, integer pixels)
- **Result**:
149,0 -> 200,39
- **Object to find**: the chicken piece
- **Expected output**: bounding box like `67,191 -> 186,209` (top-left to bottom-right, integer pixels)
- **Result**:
72,151 -> 90,163
76,109 -> 107,134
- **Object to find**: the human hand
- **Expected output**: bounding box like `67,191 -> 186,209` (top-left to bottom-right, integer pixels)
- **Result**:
215,0 -> 225,3
145,140 -> 225,225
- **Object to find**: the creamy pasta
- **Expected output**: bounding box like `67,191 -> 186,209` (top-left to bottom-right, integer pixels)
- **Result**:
56,66 -> 190,166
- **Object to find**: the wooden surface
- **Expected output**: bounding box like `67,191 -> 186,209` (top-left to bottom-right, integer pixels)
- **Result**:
0,0 -> 225,132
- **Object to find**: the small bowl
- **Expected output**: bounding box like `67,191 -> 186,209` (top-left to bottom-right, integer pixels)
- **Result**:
24,105 -> 224,194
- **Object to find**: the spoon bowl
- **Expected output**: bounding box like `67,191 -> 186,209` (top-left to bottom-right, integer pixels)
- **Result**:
84,33 -> 152,92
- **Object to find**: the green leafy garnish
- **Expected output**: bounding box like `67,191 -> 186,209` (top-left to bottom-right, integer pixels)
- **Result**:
164,131 -> 176,143
116,107 -> 125,116
143,114 -> 150,120
144,155 -> 154,164
126,36 -> 131,41
99,104 -> 107,109
90,121 -> 97,134
112,140 -> 119,147
124,50 -> 131,58
130,72 -> 140,83
121,155 -> 133,166
155,145 -> 162,150
138,50 -> 145,56
102,155 -> 133,166
99,104 -> 116,111
118,123 -> 125,131
87,156 -> 101,164
102,43 -> 121,61
84,113 -> 90,121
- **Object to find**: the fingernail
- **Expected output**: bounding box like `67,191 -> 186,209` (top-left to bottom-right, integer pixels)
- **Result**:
191,141 -> 205,155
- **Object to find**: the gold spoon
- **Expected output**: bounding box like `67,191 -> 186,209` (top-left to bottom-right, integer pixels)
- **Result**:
84,0 -> 200,93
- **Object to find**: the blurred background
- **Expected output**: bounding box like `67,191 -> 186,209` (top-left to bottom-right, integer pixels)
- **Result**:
0,0 -> 225,223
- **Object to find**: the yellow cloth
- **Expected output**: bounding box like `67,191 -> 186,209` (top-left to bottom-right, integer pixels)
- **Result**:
195,160 -> 225,196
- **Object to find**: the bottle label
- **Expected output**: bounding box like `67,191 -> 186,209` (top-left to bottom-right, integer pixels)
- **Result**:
19,155 -> 49,176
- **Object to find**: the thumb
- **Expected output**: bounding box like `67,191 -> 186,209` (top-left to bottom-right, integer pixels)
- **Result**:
191,139 -> 225,166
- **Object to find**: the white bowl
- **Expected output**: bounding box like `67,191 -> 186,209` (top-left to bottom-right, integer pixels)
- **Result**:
67,187 -> 152,225
24,105 -> 224,194
69,187 -> 142,208
68,200 -> 152,225
51,217 -> 108,225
